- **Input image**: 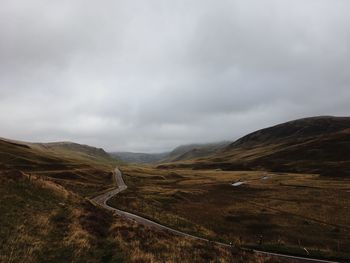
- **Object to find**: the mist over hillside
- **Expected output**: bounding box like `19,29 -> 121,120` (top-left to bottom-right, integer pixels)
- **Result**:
110,151 -> 169,164
2,0 -> 350,261
158,116 -> 350,177
109,141 -> 230,164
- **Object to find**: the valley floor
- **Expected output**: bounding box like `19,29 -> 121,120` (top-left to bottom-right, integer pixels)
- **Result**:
0,168 -> 270,262
108,165 -> 350,262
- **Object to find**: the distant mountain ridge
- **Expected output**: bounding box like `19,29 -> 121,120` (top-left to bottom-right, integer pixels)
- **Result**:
33,141 -> 111,161
0,137 -> 115,171
158,116 -> 350,177
110,152 -> 169,164
163,141 -> 231,163
109,141 -> 230,164
228,116 -> 350,148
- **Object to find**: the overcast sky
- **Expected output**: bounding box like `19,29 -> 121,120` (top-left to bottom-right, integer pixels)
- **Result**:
1,0 -> 350,152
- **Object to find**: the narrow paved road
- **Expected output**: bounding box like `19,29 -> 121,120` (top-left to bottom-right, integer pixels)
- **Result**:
91,168 -> 339,263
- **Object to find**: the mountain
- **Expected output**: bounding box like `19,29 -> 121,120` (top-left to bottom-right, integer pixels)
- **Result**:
0,137 -> 122,261
33,141 -> 113,162
0,137 -> 117,193
109,141 -> 231,164
0,137 -> 249,262
110,151 -> 169,164
158,116 -> 350,177
162,141 -> 231,163
228,116 -> 350,148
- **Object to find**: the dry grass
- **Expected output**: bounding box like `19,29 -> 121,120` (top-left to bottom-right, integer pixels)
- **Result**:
0,170 -> 122,263
158,117 -> 350,177
110,217 -> 281,263
3,136 -> 349,261
0,138 -> 118,197
1,169 -> 281,263
108,165 -> 350,261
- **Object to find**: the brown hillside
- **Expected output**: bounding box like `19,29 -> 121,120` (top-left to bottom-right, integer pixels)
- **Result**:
159,116 -> 350,177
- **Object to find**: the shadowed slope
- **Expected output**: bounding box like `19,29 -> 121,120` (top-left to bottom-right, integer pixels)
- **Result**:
110,151 -> 169,164
0,137 -> 117,196
110,142 -> 231,164
158,116 -> 350,176
163,141 -> 231,163
0,138 -> 268,263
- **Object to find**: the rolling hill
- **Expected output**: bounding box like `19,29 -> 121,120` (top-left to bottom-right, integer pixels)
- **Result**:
0,137 -> 258,262
162,141 -> 231,163
33,141 -> 113,163
0,137 -> 122,261
110,151 -> 169,164
0,137 -> 117,196
158,116 -> 350,177
110,141 -> 230,164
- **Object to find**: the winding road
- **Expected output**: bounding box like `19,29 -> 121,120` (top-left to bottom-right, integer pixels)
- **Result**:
91,168 -> 339,263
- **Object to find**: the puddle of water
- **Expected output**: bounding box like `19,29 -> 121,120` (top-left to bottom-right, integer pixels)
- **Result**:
231,182 -> 246,187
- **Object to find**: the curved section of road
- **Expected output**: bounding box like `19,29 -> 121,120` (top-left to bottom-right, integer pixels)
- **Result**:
91,168 -> 339,263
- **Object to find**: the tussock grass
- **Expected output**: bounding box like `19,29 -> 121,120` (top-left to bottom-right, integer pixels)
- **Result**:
0,170 -> 280,262
0,170 -> 123,263
109,165 -> 350,261
1,138 -> 272,262
110,217 -> 277,263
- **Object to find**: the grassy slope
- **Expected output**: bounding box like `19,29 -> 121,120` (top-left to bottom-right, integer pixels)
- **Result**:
109,165 -> 350,262
109,142 -> 230,165
32,141 -> 114,164
0,138 -> 117,197
161,141 -> 231,163
0,138 -> 123,262
0,170 -> 123,263
110,152 -> 169,164
158,117 -> 350,177
0,138 -> 270,262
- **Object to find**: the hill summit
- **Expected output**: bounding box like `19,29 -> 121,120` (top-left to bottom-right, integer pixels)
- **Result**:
159,116 -> 350,177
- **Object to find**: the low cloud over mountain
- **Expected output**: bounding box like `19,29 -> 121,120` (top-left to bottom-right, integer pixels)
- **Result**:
1,0 -> 350,152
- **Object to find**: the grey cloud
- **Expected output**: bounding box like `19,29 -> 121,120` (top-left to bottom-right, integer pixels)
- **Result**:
0,0 -> 349,152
